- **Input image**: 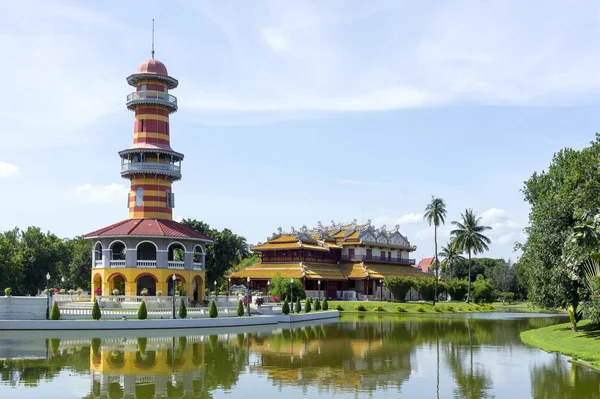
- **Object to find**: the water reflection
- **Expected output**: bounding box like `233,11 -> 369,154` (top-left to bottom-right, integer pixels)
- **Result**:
0,314 -> 598,398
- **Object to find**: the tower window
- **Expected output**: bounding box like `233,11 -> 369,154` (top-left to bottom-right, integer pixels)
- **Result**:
136,187 -> 144,206
166,189 -> 175,208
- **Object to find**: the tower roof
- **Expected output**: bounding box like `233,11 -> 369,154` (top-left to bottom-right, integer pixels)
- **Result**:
84,218 -> 212,242
137,59 -> 168,76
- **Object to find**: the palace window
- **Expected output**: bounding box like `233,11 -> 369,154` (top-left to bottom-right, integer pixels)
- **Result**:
366,249 -> 372,259
388,251 -> 392,260
380,251 -> 385,259
136,187 -> 144,206
348,248 -> 355,258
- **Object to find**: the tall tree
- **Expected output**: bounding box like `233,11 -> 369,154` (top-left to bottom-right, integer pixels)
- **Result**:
424,196 -> 447,305
181,219 -> 250,283
439,242 -> 464,275
450,209 -> 492,302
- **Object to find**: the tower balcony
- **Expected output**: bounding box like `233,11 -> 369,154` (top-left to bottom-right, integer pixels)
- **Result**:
126,91 -> 178,112
121,162 -> 182,180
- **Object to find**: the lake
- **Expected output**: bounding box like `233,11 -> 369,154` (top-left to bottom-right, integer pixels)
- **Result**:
0,313 -> 598,398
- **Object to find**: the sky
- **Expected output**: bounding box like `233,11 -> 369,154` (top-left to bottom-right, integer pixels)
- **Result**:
1,0 -> 600,262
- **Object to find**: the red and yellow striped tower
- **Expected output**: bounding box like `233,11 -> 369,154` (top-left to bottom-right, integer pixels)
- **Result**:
120,59 -> 182,220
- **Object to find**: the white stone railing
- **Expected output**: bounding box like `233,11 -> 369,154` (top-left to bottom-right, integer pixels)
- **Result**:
137,260 -> 157,268
109,260 -> 126,267
94,260 -> 103,268
167,261 -> 185,269
121,162 -> 181,175
192,263 -> 203,270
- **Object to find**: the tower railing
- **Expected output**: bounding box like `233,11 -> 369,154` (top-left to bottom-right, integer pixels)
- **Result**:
121,162 -> 181,178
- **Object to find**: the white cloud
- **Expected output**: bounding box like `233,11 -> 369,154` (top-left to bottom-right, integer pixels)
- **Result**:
262,28 -> 288,51
480,208 -> 522,230
0,161 -> 18,178
175,215 -> 184,223
374,213 -> 425,227
335,179 -> 385,186
75,183 -> 129,204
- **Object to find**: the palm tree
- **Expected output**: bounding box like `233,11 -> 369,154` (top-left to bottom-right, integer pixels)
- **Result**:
424,196 -> 447,305
450,209 -> 492,302
439,242 -> 465,275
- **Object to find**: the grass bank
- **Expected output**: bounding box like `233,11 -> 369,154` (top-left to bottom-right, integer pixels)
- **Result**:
329,301 -> 565,315
520,319 -> 600,371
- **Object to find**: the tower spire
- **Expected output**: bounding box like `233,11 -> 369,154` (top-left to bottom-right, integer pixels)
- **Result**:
151,19 -> 155,59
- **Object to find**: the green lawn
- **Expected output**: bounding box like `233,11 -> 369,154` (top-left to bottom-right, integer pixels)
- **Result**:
520,319 -> 600,371
329,301 -> 496,314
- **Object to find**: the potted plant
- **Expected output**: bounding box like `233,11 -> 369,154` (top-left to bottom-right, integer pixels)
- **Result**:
4,287 -> 11,297
59,289 -> 66,295
140,288 -> 148,296
94,288 -> 102,297
254,296 -> 264,310
112,289 -> 120,296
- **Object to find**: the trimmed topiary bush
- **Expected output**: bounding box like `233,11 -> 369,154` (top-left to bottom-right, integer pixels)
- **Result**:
305,299 -> 312,313
282,299 -> 290,315
314,298 -> 321,311
91,338 -> 101,356
137,337 -> 147,356
4,287 -> 11,296
178,299 -> 187,319
354,304 -> 367,311
137,300 -> 148,320
237,299 -> 244,317
446,305 -> 455,312
322,298 -> 329,311
373,303 -> 386,312
433,305 -> 443,312
335,304 -> 344,311
92,300 -> 101,320
209,299 -> 218,318
396,305 -> 407,312
295,298 -> 301,313
50,301 -> 60,320
416,305 -> 425,313
383,276 -> 414,302
414,277 -> 437,301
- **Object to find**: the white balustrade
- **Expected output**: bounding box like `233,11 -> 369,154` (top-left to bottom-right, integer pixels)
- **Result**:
94,260 -> 103,268
192,263 -> 203,270
109,260 -> 126,267
137,260 -> 157,268
121,162 -> 181,175
168,261 -> 185,269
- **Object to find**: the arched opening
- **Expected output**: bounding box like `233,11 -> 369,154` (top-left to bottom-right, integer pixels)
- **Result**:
193,245 -> 204,265
93,242 -> 103,262
167,274 -> 186,296
93,274 -> 102,295
137,242 -> 157,261
136,274 -> 157,296
109,241 -> 126,261
193,275 -> 204,302
109,274 -> 125,295
168,242 -> 185,261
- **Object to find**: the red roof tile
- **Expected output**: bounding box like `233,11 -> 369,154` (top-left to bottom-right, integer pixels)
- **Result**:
84,218 -> 212,241
415,257 -> 435,272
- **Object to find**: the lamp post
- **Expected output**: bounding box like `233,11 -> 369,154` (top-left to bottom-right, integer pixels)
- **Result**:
290,278 -> 294,313
61,277 -> 65,290
214,281 -> 217,296
228,278 -> 231,297
246,277 -> 251,317
172,274 -> 177,319
317,280 -> 321,300
267,281 -> 270,297
45,273 -> 51,320
380,279 -> 383,301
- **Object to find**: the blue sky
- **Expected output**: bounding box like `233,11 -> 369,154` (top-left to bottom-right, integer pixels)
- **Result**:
1,0 -> 599,261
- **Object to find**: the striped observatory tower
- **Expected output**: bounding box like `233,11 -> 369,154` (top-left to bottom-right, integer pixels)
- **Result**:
119,53 -> 182,220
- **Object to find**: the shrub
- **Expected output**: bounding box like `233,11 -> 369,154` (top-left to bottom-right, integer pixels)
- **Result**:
137,300 -> 148,320
237,300 -> 245,317
433,305 -> 443,313
91,338 -> 101,356
178,299 -> 187,319
446,279 -> 469,302
140,288 -> 149,296
92,300 -> 101,320
315,298 -> 321,311
414,277 -> 437,301
112,289 -> 119,296
93,288 -> 102,296
322,298 -> 329,311
499,292 -> 515,304
59,289 -> 66,294
271,296 -> 281,303
50,301 -> 61,320
204,288 -> 211,297
295,298 -> 302,313
472,275 -> 495,303
4,287 -> 11,296
305,299 -> 312,313
335,304 -> 344,311
383,276 -> 414,302
373,303 -> 386,312
137,337 -> 147,355
209,300 -> 218,318
416,305 -> 425,313
77,288 -> 84,295
583,277 -> 600,324
446,305 -> 455,312
269,272 -> 306,301
282,299 -> 290,315
354,304 -> 367,312
156,290 -> 163,297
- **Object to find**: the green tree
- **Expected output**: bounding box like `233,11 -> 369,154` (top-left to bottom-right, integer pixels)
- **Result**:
314,298 -> 321,311
178,299 -> 187,319
450,209 -> 492,302
282,299 -> 290,315
91,300 -> 101,320
322,297 -> 329,311
414,277 -> 437,301
209,299 -> 218,318
519,136 -> 600,330
471,275 -> 495,303
0,228 -> 24,294
446,279 -> 469,301
137,300 -> 148,320
424,196 -> 447,305
383,276 -> 414,302
63,236 -> 92,290
304,298 -> 311,313
487,259 -> 517,293
237,299 -> 244,317
18,227 -> 65,295
439,242 -> 464,275
295,298 -> 301,313
49,301 -> 60,320
181,219 -> 250,284
268,273 -> 306,301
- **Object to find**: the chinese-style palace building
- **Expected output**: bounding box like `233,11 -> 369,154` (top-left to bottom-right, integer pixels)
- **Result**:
228,220 -> 423,299
83,55 -> 212,301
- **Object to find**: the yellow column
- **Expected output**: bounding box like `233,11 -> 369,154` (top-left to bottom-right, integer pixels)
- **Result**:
156,282 -> 168,296
101,281 -> 110,297
125,281 -> 137,296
